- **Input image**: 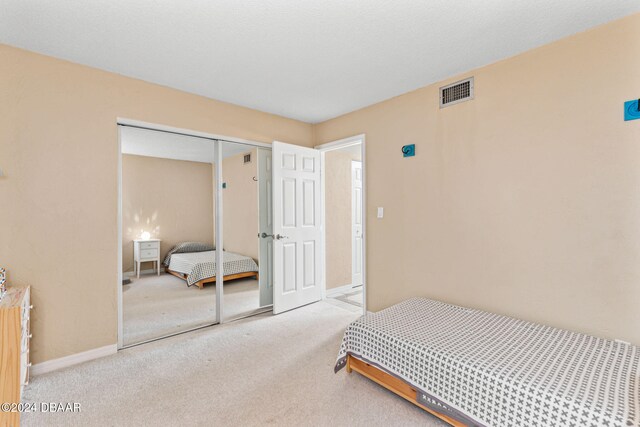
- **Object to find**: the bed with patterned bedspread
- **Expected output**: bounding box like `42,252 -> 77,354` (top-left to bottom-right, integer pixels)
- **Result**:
335,298 -> 640,427
167,250 -> 258,288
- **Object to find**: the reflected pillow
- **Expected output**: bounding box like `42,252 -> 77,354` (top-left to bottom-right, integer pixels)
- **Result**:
163,242 -> 215,266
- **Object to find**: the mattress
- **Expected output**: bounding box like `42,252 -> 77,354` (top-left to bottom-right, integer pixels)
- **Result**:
335,298 -> 640,427
168,250 -> 258,287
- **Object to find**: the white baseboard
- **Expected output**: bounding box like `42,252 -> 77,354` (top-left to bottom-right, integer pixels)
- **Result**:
31,344 -> 117,376
326,283 -> 357,296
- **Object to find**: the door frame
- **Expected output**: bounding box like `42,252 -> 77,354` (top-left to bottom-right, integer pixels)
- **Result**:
351,160 -> 363,288
315,134 -> 367,314
116,118 -> 271,349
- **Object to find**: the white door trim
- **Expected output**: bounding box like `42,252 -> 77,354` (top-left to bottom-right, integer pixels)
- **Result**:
214,140 -> 224,323
351,160 -> 363,287
315,134 -> 367,314
315,134 -> 365,151
117,125 -> 124,349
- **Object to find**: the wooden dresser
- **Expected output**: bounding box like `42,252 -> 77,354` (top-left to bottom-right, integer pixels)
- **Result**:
0,286 -> 31,427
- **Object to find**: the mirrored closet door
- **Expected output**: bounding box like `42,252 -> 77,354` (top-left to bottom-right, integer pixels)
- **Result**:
119,125 -> 218,346
219,141 -> 273,321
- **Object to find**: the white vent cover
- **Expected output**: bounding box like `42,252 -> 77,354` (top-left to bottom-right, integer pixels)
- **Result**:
440,77 -> 474,108
243,153 -> 252,164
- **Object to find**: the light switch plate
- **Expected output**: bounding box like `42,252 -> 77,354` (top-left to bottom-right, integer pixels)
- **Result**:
377,207 -> 384,218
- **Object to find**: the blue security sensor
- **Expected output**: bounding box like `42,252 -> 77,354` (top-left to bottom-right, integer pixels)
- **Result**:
624,99 -> 640,121
402,144 -> 415,157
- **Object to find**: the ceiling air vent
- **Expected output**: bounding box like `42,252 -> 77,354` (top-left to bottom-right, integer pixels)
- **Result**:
243,153 -> 252,164
440,77 -> 474,108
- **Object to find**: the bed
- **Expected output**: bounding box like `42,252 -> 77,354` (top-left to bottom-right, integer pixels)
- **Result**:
165,248 -> 258,289
335,298 -> 640,427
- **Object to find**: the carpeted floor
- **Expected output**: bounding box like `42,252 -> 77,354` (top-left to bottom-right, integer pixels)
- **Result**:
123,273 -> 263,346
23,301 -> 447,426
327,286 -> 364,308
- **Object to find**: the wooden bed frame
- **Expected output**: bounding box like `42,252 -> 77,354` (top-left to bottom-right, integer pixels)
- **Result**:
346,354 -> 465,427
166,268 -> 259,289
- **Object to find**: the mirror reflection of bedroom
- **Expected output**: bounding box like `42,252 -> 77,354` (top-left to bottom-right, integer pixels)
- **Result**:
219,142 -> 271,321
120,127 -> 269,347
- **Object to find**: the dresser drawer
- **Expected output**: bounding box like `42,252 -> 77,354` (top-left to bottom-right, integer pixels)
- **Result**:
21,329 -> 30,352
140,249 -> 158,259
21,314 -> 29,339
20,345 -> 29,390
140,241 -> 159,250
1,285 -> 31,413
21,287 -> 30,316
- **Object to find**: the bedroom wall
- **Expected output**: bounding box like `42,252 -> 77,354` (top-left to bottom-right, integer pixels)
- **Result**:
122,155 -> 214,272
217,148 -> 260,261
325,150 -> 359,290
0,44 -> 313,364
314,13 -> 640,345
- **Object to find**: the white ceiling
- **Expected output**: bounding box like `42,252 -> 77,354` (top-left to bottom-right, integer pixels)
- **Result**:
1,1 -> 638,123
120,126 -> 252,163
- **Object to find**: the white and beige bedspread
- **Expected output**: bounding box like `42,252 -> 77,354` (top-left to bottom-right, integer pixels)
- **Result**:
168,250 -> 258,286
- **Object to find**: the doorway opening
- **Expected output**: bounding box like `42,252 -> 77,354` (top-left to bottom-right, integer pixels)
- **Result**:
316,136 -> 366,315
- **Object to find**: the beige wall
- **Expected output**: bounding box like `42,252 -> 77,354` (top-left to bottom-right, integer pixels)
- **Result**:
218,148 -> 259,261
122,155 -> 214,272
314,14 -> 640,345
325,150 -> 357,289
0,44 -> 312,364
2,13 -> 639,364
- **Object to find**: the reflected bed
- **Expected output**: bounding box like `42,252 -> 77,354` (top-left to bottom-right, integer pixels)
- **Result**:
166,250 -> 258,289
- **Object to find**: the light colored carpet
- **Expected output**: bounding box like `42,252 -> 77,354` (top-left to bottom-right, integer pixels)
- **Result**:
324,295 -> 363,314
23,301 -> 447,427
327,287 -> 363,308
123,273 -> 262,346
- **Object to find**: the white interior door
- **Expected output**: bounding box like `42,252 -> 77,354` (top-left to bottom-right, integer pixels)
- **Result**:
257,148 -> 273,307
352,161 -> 363,286
272,141 -> 322,314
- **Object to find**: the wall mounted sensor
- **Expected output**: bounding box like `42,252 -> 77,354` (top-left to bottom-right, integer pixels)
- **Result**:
624,99 -> 640,121
402,144 -> 415,157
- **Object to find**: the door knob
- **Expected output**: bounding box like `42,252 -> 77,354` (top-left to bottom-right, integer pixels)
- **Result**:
259,232 -> 274,239
274,234 -> 288,240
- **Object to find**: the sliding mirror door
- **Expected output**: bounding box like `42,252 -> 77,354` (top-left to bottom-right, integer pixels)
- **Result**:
219,141 -> 272,321
257,148 -> 274,307
119,125 -> 218,346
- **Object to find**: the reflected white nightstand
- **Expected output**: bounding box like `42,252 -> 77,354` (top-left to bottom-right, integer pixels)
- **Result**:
133,239 -> 161,278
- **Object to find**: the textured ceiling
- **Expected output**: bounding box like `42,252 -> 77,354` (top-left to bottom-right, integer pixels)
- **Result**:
1,1 -> 638,123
